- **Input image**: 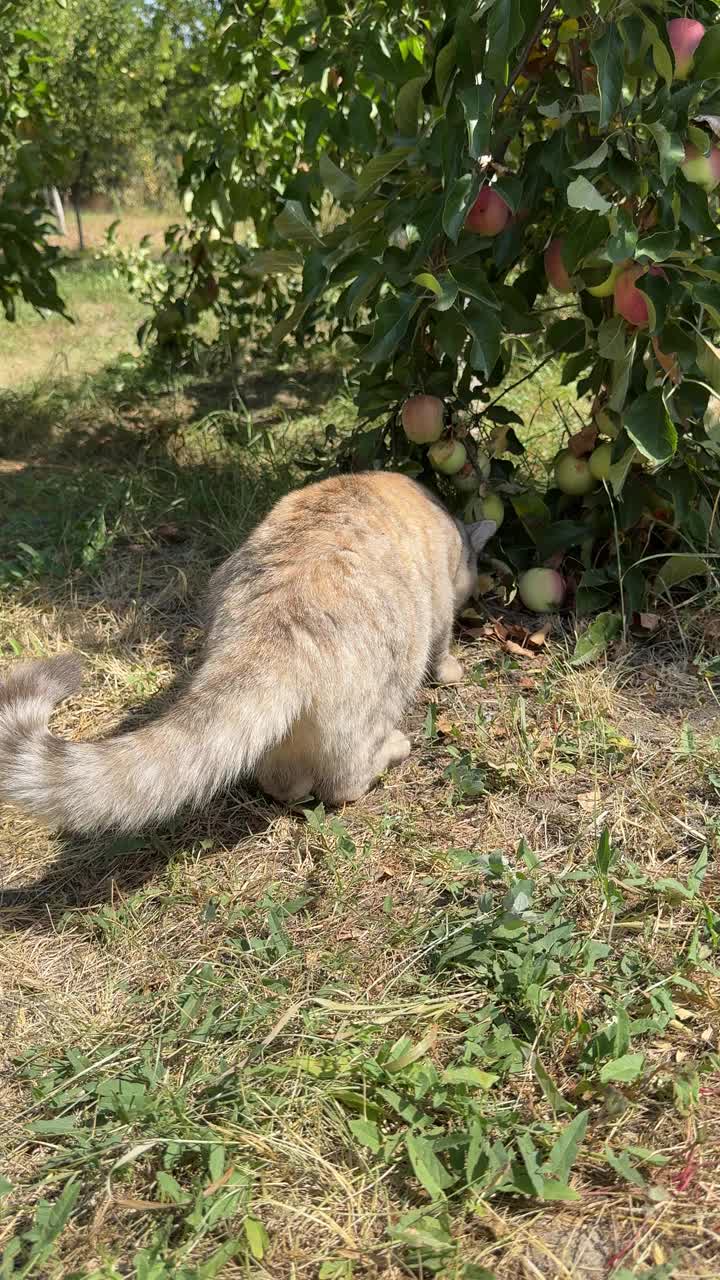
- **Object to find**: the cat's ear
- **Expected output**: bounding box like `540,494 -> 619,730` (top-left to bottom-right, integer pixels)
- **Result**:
466,520 -> 496,553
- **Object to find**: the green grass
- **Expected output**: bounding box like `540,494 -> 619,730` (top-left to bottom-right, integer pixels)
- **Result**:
0,220 -> 719,1279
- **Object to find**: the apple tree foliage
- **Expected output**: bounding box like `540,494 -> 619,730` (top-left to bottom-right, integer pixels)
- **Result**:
0,15 -> 68,321
147,1 -> 720,614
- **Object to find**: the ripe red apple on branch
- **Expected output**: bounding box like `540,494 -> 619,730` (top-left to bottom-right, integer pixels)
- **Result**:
544,238 -> 572,294
667,17 -> 705,80
465,187 -> 511,236
614,264 -> 665,328
401,394 -> 445,443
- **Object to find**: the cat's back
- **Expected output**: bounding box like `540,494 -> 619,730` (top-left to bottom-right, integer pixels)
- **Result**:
212,471 -> 453,604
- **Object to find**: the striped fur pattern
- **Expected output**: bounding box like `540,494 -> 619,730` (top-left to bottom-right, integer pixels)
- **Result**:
0,472 -> 494,831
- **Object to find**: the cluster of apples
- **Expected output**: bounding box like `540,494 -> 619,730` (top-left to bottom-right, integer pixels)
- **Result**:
401,395 -> 505,529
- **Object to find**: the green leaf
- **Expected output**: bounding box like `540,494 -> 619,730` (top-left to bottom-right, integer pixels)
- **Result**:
441,1066 -> 498,1089
591,25 -> 624,128
570,611 -> 623,666
597,316 -> 626,361
395,76 -> 428,135
607,445 -> 635,497
693,27 -> 720,79
533,1058 -> 573,1115
646,123 -> 684,184
348,1118 -> 382,1152
516,1134 -> 545,1197
0,1178 -> 12,1198
572,140 -> 609,170
405,1134 -> 454,1202
449,262 -> 499,308
485,0 -> 525,85
29,1118 -> 79,1135
595,826 -> 614,876
360,292 -> 419,365
464,302 -> 502,377
443,172 -> 481,243
435,37 -> 457,105
274,200 -> 322,247
636,231 -> 677,263
243,1216 -> 269,1261
357,147 -> 412,197
243,250 -> 303,277
655,554 -> 708,593
604,1147 -> 647,1187
545,1112 -> 588,1183
566,176 -> 611,214
390,1211 -> 453,1252
537,1178 -> 582,1202
413,272 -> 442,295
458,83 -> 494,160
624,388 -> 677,464
640,13 -> 673,85
319,154 -> 357,202
599,1053 -> 645,1084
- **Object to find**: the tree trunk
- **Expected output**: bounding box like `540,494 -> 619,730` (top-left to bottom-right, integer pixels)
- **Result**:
71,185 -> 84,252
47,185 -> 66,236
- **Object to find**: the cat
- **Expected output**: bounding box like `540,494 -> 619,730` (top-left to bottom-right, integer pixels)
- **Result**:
0,471 -> 494,832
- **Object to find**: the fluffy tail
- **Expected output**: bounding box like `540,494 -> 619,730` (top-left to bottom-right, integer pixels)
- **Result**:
0,654 -> 299,833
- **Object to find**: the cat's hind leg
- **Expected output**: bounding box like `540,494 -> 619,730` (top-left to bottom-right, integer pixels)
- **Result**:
321,727 -> 411,806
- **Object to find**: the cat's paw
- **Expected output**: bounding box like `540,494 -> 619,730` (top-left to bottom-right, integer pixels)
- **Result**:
434,655 -> 463,685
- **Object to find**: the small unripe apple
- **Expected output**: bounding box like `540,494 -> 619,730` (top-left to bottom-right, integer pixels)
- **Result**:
518,567 -> 566,612
614,264 -> 664,328
554,450 -> 596,496
544,238 -> 572,293
452,462 -> 480,493
586,260 -> 625,298
401,394 -> 445,444
429,438 -> 468,475
681,143 -> 720,192
481,492 -> 505,528
667,18 -> 705,80
465,187 -> 511,237
589,443 -> 612,481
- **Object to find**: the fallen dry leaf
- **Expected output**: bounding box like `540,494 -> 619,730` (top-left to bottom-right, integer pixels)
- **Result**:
638,612 -> 660,631
504,639 -> 531,658
568,423 -> 597,457
436,715 -> 455,735
577,788 -> 602,811
528,626 -> 550,647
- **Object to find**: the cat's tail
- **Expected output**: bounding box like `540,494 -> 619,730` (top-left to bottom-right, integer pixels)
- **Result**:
0,654 -> 301,833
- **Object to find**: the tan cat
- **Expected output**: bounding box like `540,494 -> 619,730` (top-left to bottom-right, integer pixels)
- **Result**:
0,472 -> 494,832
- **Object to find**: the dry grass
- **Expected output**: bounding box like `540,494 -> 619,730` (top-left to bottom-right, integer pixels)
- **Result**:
0,363 -> 719,1279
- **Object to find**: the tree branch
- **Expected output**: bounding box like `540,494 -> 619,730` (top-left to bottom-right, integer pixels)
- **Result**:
494,0 -> 557,115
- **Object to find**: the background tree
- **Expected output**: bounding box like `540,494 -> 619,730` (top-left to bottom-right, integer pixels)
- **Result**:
0,8 -> 67,319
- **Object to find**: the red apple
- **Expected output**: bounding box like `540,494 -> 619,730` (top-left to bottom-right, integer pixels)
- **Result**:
544,238 -> 572,293
465,188 -> 511,237
667,18 -> 705,79
681,142 -> 720,192
401,394 -> 445,444
614,264 -> 664,328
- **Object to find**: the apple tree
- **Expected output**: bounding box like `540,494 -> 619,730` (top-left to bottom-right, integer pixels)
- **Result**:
149,1 -> 720,620
0,15 -> 68,321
